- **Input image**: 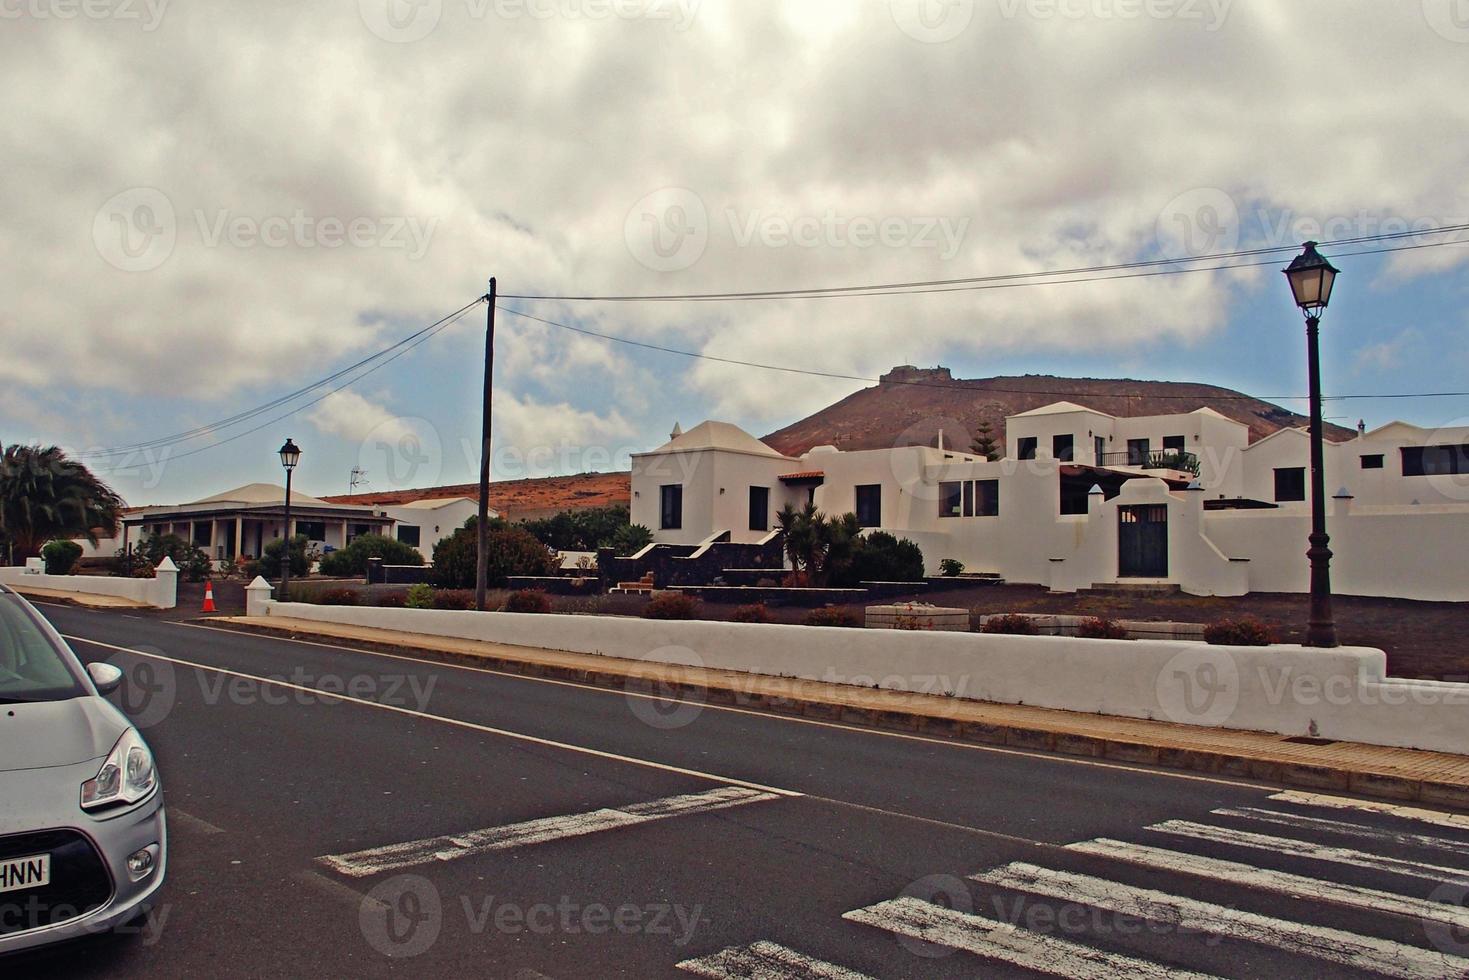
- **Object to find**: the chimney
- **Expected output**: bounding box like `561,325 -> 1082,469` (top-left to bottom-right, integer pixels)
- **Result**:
670,421 -> 683,441
937,428 -> 945,452
1357,419 -> 1366,437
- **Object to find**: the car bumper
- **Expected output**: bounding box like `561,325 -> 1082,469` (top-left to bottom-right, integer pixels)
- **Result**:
0,795 -> 167,955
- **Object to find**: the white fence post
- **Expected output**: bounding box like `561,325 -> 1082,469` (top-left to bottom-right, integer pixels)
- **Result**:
152,557 -> 179,609
245,576 -> 274,617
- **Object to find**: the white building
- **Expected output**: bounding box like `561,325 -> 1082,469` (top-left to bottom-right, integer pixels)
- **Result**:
631,407 -> 1469,601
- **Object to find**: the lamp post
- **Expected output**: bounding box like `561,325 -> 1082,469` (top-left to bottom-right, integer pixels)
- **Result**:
1283,242 -> 1340,648
278,438 -> 301,600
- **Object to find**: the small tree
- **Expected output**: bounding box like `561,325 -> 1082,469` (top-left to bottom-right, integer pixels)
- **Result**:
131,533 -> 214,582
846,531 -> 926,585
970,421 -> 1000,461
431,520 -> 558,589
41,540 -> 83,575
319,534 -> 424,577
260,535 -> 312,579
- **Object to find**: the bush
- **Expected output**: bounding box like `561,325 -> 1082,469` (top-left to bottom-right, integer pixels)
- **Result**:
981,614 -> 1039,636
1077,617 -> 1130,640
730,603 -> 771,624
260,535 -> 312,579
431,522 -> 558,590
642,592 -> 698,620
1204,616 -> 1275,646
938,558 -> 964,578
893,614 -> 931,630
405,583 -> 435,609
42,540 -> 83,576
503,590 -> 552,614
803,606 -> 863,628
431,589 -> 476,610
843,531 -> 926,586
316,588 -> 361,606
377,591 -> 408,608
318,534 -> 425,578
126,533 -> 214,582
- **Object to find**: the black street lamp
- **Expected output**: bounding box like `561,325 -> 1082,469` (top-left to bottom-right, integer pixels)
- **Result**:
1283,242 -> 1340,648
278,438 -> 301,600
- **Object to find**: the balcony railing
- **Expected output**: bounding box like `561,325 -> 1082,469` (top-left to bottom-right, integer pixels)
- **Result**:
1098,450 -> 1201,475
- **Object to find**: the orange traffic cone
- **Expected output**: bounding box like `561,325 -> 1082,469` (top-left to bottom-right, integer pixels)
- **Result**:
201,580 -> 217,613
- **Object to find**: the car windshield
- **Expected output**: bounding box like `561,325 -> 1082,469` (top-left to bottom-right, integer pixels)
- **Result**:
0,591 -> 87,703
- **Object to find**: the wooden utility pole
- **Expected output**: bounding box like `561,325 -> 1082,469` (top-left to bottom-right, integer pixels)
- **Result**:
475,280 -> 497,611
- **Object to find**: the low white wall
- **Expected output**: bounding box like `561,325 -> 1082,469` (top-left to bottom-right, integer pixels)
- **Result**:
256,601 -> 1469,756
0,562 -> 177,609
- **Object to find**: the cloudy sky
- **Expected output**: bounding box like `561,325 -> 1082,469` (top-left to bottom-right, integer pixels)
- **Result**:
3,0 -> 1467,504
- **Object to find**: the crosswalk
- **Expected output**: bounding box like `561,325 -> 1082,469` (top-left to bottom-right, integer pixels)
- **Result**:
677,791 -> 1469,979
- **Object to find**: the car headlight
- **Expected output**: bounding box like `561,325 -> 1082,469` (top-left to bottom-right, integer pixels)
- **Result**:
80,728 -> 157,812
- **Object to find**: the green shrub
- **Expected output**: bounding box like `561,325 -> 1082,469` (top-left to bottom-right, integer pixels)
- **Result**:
938,558 -> 965,577
980,614 -> 1039,636
642,592 -> 699,620
319,534 -> 424,578
1077,617 -> 1130,640
431,521 -> 558,589
406,583 -> 435,609
1204,616 -> 1274,646
260,535 -> 312,579
127,533 -> 214,582
730,603 -> 771,624
504,589 -> 552,614
316,588 -> 361,606
843,531 -> 926,585
803,606 -> 863,628
431,589 -> 476,610
42,540 -> 83,576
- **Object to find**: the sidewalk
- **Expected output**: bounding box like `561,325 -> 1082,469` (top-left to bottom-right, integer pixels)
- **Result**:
15,585 -> 153,610
212,615 -> 1469,810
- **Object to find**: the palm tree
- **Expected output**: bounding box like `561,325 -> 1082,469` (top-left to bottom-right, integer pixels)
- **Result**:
0,444 -> 123,564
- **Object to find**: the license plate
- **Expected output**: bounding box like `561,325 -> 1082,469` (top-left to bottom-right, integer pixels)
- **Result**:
0,854 -> 50,894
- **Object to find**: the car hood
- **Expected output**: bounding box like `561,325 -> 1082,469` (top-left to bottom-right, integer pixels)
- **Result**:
0,696 -> 127,772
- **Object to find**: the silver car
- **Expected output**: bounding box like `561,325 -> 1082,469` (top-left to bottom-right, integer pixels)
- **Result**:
0,586 -> 166,954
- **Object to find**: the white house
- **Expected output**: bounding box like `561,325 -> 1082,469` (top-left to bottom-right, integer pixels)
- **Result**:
630,406 -> 1469,601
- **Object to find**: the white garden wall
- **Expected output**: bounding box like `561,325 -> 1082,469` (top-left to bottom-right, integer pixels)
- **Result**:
251,598 -> 1469,756
0,558 -> 178,608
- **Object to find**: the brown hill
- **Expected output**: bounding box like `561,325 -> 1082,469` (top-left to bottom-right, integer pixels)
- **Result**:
320,471 -> 630,521
763,366 -> 1354,456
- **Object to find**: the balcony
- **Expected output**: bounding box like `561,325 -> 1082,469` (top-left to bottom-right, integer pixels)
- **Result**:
1098,450 -> 1201,475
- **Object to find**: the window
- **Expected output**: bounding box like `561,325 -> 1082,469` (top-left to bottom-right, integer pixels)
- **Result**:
193,523 -> 213,548
1163,435 -> 1186,452
1274,467 -> 1306,502
1360,454 -> 1384,470
975,479 -> 999,517
939,481 -> 963,518
962,480 -> 974,517
1402,445 -> 1469,477
1094,436 -> 1105,463
660,484 -> 683,530
1127,438 -> 1150,466
396,524 -> 421,547
855,485 -> 882,528
299,520 -> 328,541
1017,437 -> 1037,461
748,486 -> 769,531
1053,434 -> 1074,462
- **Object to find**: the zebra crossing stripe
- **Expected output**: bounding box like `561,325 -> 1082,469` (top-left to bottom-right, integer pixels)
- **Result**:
842,896 -> 1218,979
971,862 -> 1469,980
677,941 -> 875,979
1218,807 -> 1469,857
1068,838 -> 1469,932
1270,792 -> 1469,833
1148,820 -> 1469,886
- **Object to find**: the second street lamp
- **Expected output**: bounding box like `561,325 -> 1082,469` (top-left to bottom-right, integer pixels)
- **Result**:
278,438 -> 301,600
1282,241 -> 1340,648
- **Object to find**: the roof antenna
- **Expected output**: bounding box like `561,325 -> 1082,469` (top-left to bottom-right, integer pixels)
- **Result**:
349,466 -> 370,495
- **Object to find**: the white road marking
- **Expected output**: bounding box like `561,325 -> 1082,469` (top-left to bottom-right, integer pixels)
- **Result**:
168,808 -> 226,836
1068,838 -> 1469,932
63,635 -> 801,799
1219,807 -> 1469,857
677,940 -> 875,979
972,863 -> 1469,980
1270,792 -> 1469,833
843,896 -> 1216,979
319,786 -> 780,878
1149,820 -> 1469,885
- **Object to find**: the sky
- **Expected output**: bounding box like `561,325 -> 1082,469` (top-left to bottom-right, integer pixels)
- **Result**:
2,0 -> 1467,505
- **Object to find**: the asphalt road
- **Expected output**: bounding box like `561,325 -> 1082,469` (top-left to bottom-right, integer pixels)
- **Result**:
12,603 -> 1469,979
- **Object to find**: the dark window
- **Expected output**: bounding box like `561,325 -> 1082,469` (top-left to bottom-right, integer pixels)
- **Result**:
299,520 -> 328,541
975,480 -> 999,517
1274,467 -> 1306,502
855,485 -> 882,528
1127,439 -> 1150,466
660,484 -> 683,530
1402,444 -> 1469,477
1360,454 -> 1384,470
1017,437 -> 1037,461
939,481 -> 962,518
346,522 -> 373,544
962,480 -> 975,517
1053,434 -> 1074,462
193,523 -> 213,548
1163,435 -> 1186,452
396,524 -> 421,547
1095,436 -> 1106,463
748,486 -> 769,531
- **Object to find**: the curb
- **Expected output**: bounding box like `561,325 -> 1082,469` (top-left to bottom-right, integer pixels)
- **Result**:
207,619 -> 1469,812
